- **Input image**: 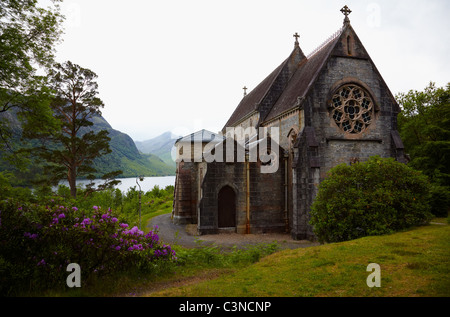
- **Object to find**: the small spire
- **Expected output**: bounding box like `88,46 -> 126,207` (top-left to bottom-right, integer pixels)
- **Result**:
243,86 -> 248,97
293,32 -> 300,46
340,5 -> 352,25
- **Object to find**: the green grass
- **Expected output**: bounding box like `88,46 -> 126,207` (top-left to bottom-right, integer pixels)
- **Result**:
145,222 -> 450,297
30,218 -> 449,297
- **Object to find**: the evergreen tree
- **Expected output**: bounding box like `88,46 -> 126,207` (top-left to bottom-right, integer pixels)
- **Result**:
33,61 -> 121,198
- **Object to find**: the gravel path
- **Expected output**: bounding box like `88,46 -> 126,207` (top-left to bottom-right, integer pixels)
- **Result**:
147,213 -> 320,250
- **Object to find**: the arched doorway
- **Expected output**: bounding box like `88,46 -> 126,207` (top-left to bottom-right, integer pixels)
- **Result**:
218,185 -> 236,228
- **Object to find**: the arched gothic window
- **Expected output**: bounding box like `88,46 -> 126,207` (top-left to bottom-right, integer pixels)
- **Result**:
347,36 -> 352,55
330,85 -> 374,134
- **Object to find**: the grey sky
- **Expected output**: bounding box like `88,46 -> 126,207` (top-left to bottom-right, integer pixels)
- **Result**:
53,0 -> 450,141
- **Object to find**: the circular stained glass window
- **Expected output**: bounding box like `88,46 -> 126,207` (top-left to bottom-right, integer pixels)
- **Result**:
330,85 -> 374,134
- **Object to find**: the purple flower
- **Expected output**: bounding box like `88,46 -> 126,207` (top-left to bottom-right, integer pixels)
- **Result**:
115,246 -> 121,251
111,217 -> 118,223
93,206 -> 99,210
81,218 -> 91,225
58,213 -> 65,219
24,232 -> 38,239
72,207 -> 78,211
37,259 -> 46,266
119,223 -> 128,228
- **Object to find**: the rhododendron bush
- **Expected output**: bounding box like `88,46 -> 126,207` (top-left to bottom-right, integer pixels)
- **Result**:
0,198 -> 176,294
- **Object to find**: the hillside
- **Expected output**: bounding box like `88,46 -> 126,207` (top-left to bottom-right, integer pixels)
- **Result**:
87,115 -> 175,177
146,221 -> 450,297
0,111 -> 175,184
135,131 -> 180,167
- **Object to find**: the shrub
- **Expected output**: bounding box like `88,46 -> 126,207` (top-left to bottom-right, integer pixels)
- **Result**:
310,156 -> 433,243
0,199 -> 176,295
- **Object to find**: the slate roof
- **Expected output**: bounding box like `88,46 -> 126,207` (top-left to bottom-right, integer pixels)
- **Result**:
223,57 -> 289,128
175,129 -> 224,145
264,30 -> 343,122
223,25 -> 346,127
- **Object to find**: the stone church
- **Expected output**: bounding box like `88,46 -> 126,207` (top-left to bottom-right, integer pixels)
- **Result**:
172,6 -> 406,240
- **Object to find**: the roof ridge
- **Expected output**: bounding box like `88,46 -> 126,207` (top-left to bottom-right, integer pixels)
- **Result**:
306,26 -> 344,59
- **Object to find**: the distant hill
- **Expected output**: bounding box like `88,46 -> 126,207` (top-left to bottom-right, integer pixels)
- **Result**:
0,111 -> 175,185
87,116 -> 176,177
135,131 -> 180,168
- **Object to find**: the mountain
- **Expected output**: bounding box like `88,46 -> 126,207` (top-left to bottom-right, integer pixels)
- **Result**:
0,111 -> 175,184
135,131 -> 180,168
87,116 -> 175,177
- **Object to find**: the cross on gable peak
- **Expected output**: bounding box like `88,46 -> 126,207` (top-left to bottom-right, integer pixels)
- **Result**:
293,32 -> 300,46
340,5 -> 352,25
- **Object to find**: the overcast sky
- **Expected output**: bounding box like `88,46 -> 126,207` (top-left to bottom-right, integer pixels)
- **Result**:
51,0 -> 449,141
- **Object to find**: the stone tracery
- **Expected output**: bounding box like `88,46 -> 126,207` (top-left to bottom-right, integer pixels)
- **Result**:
330,84 -> 374,134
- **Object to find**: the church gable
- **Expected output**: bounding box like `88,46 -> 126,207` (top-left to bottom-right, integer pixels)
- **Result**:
332,24 -> 370,60
329,24 -> 400,115
223,44 -> 306,129
263,33 -> 341,124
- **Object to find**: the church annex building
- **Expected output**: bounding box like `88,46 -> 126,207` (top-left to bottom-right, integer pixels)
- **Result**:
172,6 -> 406,241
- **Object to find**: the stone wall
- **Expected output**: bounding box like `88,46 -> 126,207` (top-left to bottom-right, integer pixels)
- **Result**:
173,161 -> 198,225
291,49 -> 403,240
198,141 -> 286,235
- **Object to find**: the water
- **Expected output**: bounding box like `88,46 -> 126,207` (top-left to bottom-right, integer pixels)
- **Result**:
59,176 -> 176,193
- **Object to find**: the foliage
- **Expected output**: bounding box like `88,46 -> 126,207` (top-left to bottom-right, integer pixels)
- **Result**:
0,198 -> 176,296
174,241 -> 280,269
0,0 -> 64,150
309,156 -> 433,243
397,82 -> 450,217
0,172 -> 34,202
28,61 -> 122,198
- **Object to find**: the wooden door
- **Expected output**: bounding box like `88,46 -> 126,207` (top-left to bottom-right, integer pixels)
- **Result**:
218,186 -> 236,228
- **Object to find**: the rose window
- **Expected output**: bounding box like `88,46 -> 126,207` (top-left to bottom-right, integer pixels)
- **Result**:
330,85 -> 374,134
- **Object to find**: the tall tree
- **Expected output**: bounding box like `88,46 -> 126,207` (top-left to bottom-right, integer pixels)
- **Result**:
397,82 -> 450,217
33,61 -> 121,198
397,82 -> 450,187
0,0 -> 64,149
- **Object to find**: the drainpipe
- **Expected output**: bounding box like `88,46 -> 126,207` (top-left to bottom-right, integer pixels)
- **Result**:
246,154 -> 250,234
284,151 -> 289,232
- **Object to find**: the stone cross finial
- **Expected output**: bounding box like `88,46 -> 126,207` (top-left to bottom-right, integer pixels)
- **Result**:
293,32 -> 300,45
340,5 -> 352,24
243,86 -> 247,96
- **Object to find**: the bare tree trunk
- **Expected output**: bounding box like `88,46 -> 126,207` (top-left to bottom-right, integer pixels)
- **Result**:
68,166 -> 77,198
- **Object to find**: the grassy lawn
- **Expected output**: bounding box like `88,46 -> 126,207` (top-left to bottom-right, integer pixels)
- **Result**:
144,221 -> 450,297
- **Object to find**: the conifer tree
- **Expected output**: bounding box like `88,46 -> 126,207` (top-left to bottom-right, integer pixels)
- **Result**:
35,61 -> 121,198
